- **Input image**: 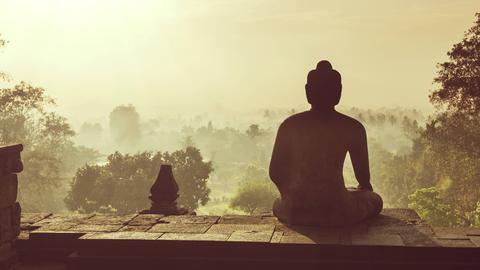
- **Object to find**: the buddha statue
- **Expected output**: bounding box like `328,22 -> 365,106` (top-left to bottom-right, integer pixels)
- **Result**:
270,60 -> 383,226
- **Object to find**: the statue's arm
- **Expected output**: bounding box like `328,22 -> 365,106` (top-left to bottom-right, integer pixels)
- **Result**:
349,125 -> 373,191
269,122 -> 289,192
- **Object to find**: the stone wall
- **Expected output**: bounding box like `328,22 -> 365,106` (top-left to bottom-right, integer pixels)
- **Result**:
0,144 -> 23,270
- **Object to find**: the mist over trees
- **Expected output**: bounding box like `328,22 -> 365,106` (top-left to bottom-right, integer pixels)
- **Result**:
109,104 -> 142,152
0,82 -> 99,211
1,13 -> 479,228
370,13 -> 480,227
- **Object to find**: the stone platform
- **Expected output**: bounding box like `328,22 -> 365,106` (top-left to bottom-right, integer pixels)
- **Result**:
16,208 -> 480,270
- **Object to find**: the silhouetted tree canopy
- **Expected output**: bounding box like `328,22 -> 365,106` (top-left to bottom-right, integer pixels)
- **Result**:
374,14 -> 480,227
0,82 -> 99,211
65,147 -> 213,214
230,165 -> 278,214
431,13 -> 480,114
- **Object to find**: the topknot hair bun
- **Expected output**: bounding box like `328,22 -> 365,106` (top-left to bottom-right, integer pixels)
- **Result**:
306,60 -> 342,107
316,60 -> 333,72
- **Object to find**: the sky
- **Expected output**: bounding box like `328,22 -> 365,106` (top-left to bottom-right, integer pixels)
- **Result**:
1,0 -> 479,124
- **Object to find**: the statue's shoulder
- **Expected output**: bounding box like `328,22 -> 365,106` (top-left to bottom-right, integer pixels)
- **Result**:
335,111 -> 366,132
281,111 -> 311,127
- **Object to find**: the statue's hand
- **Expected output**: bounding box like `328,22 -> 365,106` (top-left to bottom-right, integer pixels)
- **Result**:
357,184 -> 373,192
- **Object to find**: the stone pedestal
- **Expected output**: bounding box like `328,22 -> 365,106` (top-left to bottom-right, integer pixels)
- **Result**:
141,164 -> 191,215
0,144 -> 23,270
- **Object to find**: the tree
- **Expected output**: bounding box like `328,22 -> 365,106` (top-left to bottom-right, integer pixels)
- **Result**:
418,13 -> 480,225
375,14 -> 480,226
246,124 -> 261,139
408,187 -> 459,227
430,13 -> 480,115
77,122 -> 103,146
230,180 -> 278,214
65,147 -> 213,214
0,82 -> 99,211
109,104 -> 142,152
163,147 -> 213,210
0,34 -> 10,81
230,164 -> 279,214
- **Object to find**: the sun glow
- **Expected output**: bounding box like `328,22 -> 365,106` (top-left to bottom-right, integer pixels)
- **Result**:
1,0 -> 479,124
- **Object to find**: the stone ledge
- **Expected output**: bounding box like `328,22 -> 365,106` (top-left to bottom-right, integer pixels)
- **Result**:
14,208 -> 480,269
0,174 -> 18,209
17,209 -> 480,248
0,144 -> 23,270
0,144 -> 23,177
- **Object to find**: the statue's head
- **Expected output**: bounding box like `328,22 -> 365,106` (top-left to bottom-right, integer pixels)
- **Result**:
305,60 -> 342,108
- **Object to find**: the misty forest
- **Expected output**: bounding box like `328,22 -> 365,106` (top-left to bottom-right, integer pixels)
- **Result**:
1,13 -> 480,228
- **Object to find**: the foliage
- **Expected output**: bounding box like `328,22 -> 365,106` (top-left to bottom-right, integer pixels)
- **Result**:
413,14 -> 480,226
430,13 -> 480,115
408,187 -> 459,227
0,34 -> 10,81
109,104 -> 142,152
0,82 -> 100,211
246,124 -> 262,139
65,147 -> 213,214
371,14 -> 480,227
230,165 -> 279,214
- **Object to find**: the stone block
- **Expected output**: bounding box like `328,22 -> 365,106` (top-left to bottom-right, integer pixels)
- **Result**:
0,174 -> 17,209
33,213 -> 95,226
270,231 -> 283,243
21,213 -> 52,224
207,224 -> 274,236
467,228 -> 480,236
433,238 -> 476,248
252,207 -> 274,217
282,231 -> 341,245
11,203 -> 20,238
29,230 -> 86,241
127,214 -> 164,226
0,249 -> 16,270
81,231 -> 162,240
275,224 -> 341,236
469,236 -> 480,247
259,216 -> 280,224
433,227 -> 470,240
159,233 -> 228,241
67,224 -> 124,233
351,234 -> 404,246
18,231 -> 29,241
228,230 -> 274,243
218,215 -> 263,224
36,222 -> 77,231
0,230 -> 13,244
160,215 -> 219,224
148,223 -> 212,234
0,207 -> 13,243
119,225 -> 153,232
280,234 -> 317,244
80,214 -> 138,225
0,243 -> 12,254
367,208 -> 422,227
380,208 -> 422,222
0,144 -> 23,176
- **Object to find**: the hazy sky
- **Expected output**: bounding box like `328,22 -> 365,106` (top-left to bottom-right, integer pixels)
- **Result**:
1,0 -> 479,123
